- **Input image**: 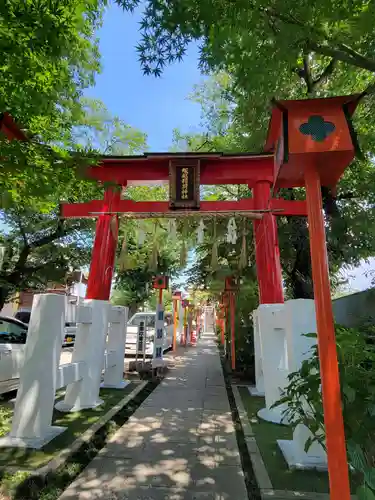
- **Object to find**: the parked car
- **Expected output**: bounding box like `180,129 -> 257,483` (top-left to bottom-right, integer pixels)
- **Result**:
0,316 -> 28,394
126,312 -> 174,356
0,316 -> 76,395
13,310 -> 76,346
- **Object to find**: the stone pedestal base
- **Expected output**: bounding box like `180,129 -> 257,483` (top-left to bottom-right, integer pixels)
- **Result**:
277,438 -> 328,471
100,379 -> 130,390
0,426 -> 66,450
277,424 -> 327,470
257,406 -> 289,425
152,359 -> 168,369
248,386 -> 265,397
55,398 -> 104,413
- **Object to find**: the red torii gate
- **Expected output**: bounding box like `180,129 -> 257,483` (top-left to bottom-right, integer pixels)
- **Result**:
2,94 -> 362,500
61,153 -> 307,303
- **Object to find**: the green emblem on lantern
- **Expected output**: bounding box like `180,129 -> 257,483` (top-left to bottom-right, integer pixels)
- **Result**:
299,115 -> 335,142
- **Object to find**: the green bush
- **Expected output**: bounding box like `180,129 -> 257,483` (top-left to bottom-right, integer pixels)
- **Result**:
233,324 -> 255,382
273,324 -> 375,498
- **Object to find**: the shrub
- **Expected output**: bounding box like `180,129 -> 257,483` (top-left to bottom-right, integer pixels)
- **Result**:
273,324 -> 375,498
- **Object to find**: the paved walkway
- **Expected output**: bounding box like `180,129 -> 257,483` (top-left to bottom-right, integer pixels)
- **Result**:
59,333 -> 248,500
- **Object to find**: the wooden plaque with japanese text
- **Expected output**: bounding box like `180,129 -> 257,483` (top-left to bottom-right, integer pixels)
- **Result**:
169,159 -> 200,210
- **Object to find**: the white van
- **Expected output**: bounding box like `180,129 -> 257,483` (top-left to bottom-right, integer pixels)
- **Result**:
126,312 -> 174,356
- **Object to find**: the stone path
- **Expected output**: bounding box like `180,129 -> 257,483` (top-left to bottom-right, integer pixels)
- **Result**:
59,332 -> 248,500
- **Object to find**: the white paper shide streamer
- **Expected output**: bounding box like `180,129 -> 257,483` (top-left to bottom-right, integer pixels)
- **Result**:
226,217 -> 237,244
168,219 -> 177,241
137,223 -> 146,246
197,219 -> 205,244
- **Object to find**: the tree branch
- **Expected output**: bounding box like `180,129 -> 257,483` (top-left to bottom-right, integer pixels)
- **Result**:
16,214 -> 29,248
308,42 -> 375,73
294,54 -> 337,94
303,56 -> 313,94
220,186 -> 238,198
29,219 -> 66,250
4,219 -> 67,286
312,58 -> 337,87
336,192 -> 356,201
263,6 -> 375,74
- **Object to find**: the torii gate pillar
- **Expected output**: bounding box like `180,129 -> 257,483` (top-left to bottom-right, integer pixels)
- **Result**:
252,181 -> 284,304
86,188 -> 121,300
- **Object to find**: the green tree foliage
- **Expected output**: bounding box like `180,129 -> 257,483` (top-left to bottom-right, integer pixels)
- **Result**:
0,100 -> 148,308
122,0 -> 375,78
0,0 -> 162,310
121,0 -> 375,145
170,73 -> 375,300
0,0 -> 105,205
0,0 -> 101,136
72,98 -> 148,155
0,206 -> 94,310
120,0 -> 375,287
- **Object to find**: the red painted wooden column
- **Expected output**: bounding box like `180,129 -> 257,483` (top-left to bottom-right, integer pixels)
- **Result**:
86,187 -> 121,300
230,292 -> 236,371
252,181 -> 284,304
305,165 -> 350,500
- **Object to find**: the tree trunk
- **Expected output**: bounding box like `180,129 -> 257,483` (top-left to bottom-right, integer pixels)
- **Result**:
282,216 -> 314,299
0,286 -> 11,312
290,269 -> 314,299
285,188 -> 345,300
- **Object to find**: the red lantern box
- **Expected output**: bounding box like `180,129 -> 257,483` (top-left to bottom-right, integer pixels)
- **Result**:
265,94 -> 363,189
153,275 -> 169,290
182,299 -> 189,308
172,290 -> 182,300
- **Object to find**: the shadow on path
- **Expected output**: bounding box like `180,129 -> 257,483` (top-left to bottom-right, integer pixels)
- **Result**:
58,334 -> 248,500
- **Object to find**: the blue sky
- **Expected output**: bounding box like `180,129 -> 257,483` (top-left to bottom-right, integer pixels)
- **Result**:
85,4 -> 204,151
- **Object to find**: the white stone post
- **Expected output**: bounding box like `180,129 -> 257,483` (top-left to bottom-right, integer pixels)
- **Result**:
284,299 -> 317,372
257,303 -> 289,424
277,299 -> 327,470
101,306 -> 129,389
55,299 -> 110,412
0,294 -> 66,449
249,310 -> 265,396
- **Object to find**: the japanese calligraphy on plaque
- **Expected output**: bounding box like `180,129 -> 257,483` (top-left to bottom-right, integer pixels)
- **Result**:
169,159 -> 200,209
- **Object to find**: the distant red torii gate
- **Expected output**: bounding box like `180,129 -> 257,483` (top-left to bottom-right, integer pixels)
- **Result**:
61,152 -> 307,304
